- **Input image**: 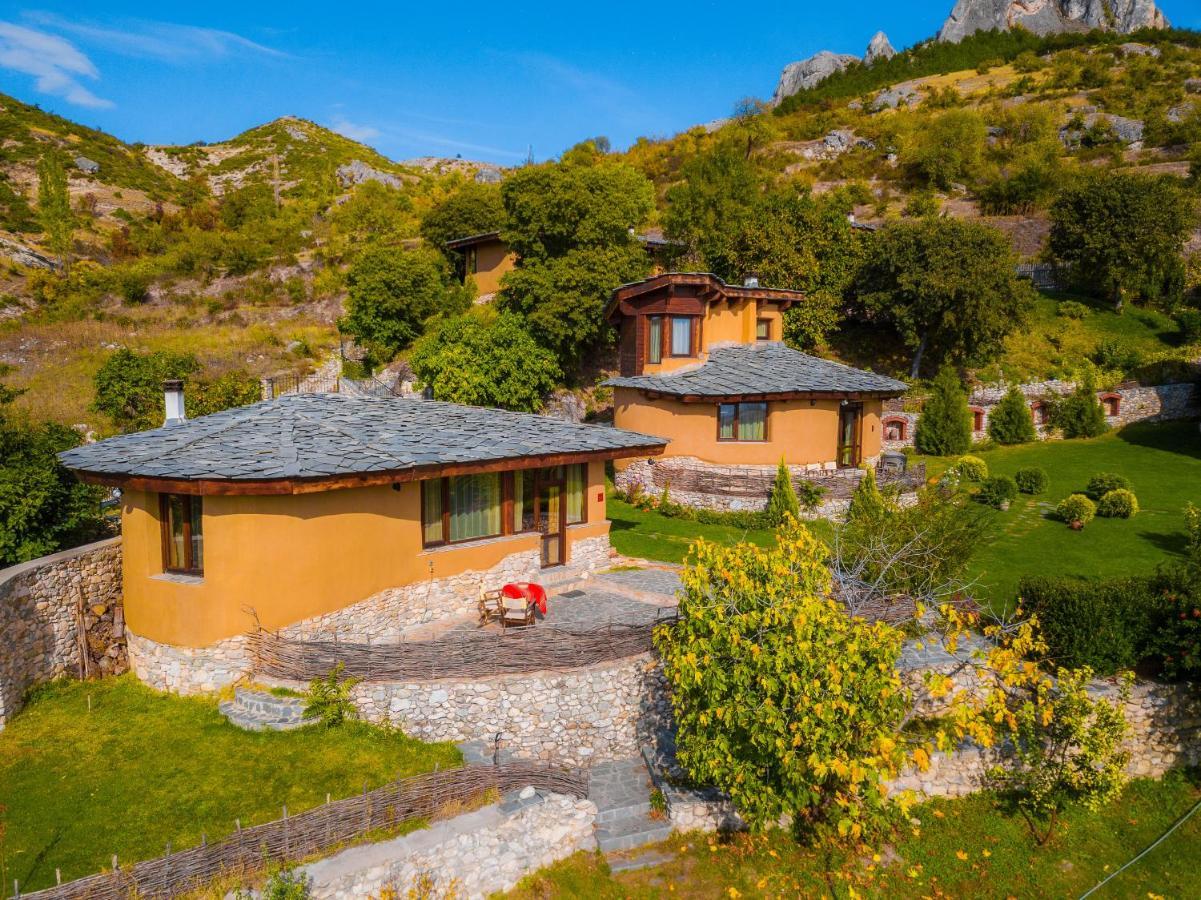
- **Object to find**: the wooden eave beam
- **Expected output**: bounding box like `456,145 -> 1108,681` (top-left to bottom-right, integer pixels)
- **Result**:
67,444 -> 666,497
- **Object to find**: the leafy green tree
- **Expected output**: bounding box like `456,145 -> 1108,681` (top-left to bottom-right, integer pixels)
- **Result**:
915,366 -> 972,456
988,386 -> 1037,445
326,180 -> 416,248
499,245 -> 648,371
92,349 -> 201,433
987,668 -> 1131,845
854,218 -> 1033,377
663,145 -> 761,276
499,159 -> 654,261
36,152 -> 75,276
419,181 -> 505,260
1049,172 -> 1197,311
409,311 -> 561,412
656,523 -> 912,838
188,371 -> 261,418
341,247 -> 471,360
1054,371 -> 1108,439
0,382 -> 105,566
906,109 -> 988,189
765,459 -> 800,526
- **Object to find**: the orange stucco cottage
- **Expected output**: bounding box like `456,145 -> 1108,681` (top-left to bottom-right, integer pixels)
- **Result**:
603,273 -> 908,511
58,390 -> 665,693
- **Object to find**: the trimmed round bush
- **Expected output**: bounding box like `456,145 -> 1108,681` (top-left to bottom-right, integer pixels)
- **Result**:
1086,472 -> 1131,500
1057,300 -> 1091,319
953,455 -> 989,482
1014,466 -> 1049,495
1097,488 -> 1139,519
977,475 -> 1018,509
1057,493 -> 1097,528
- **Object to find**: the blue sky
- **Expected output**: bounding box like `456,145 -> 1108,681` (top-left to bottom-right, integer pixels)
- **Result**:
0,2 -> 1197,164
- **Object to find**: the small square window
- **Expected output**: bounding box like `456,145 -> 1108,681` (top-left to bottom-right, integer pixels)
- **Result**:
756,318 -> 771,341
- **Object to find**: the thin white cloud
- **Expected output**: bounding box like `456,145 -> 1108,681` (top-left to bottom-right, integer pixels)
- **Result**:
510,51 -> 653,125
25,11 -> 287,63
0,21 -> 112,108
329,116 -> 381,142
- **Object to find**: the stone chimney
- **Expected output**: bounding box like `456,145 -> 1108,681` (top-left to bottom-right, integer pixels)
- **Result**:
743,275 -> 760,288
163,380 -> 186,426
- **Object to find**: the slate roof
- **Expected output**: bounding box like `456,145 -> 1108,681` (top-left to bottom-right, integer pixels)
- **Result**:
58,394 -> 666,485
604,342 -> 908,398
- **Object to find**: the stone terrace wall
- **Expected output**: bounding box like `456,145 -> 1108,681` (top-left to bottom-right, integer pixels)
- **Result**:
352,654 -> 671,768
0,538 -> 124,729
882,380 -> 1199,451
615,455 -> 921,518
127,630 -> 251,695
300,790 -> 596,900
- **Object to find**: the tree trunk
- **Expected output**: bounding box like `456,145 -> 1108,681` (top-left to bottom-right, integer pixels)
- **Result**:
1112,283 -> 1124,314
909,333 -> 929,380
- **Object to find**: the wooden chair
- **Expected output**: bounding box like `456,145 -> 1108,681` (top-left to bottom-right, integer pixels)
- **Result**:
478,588 -> 504,627
499,593 -> 536,630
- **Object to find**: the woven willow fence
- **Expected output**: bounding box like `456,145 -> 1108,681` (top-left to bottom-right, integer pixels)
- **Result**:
22,762 -> 586,900
249,618 -> 672,682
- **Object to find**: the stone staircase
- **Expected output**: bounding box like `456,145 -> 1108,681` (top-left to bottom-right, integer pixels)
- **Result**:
588,757 -> 672,854
219,687 -> 308,731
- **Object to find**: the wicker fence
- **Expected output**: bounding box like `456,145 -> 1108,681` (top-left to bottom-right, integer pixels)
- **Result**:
249,619 -> 671,683
21,762 -> 586,900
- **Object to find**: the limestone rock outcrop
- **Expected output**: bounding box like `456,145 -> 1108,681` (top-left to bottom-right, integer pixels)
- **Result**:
938,0 -> 1169,43
865,31 -> 897,63
772,50 -> 860,105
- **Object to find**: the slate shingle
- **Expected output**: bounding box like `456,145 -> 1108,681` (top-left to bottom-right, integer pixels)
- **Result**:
604,342 -> 907,397
58,394 -> 666,483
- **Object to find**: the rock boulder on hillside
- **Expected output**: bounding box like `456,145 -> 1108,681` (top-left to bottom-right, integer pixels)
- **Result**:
939,0 -> 1169,43
772,51 -> 860,105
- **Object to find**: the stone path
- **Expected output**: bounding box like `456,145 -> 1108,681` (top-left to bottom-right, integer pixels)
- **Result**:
594,568 -> 682,603
588,756 -> 672,854
219,687 -> 307,731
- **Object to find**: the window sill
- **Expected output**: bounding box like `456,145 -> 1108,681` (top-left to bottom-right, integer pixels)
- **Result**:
421,532 -> 536,554
152,572 -> 204,586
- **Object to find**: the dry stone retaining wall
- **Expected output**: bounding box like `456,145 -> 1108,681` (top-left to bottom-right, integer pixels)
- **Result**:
126,630 -> 251,695
882,380 -> 1199,452
615,455 -> 920,518
353,654 -> 671,767
300,790 -> 596,900
0,538 -> 124,728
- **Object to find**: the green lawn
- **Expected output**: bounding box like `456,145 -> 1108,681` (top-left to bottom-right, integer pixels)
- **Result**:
509,771 -> 1201,899
606,496 -> 784,564
0,677 -> 460,893
948,421 -> 1201,610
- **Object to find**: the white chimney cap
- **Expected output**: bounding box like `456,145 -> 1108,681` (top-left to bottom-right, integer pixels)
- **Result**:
163,380 -> 186,426
743,275 -> 760,288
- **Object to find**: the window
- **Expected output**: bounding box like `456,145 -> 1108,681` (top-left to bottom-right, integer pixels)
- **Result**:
1031,401 -> 1049,426
717,401 -> 768,441
566,463 -> 586,524
647,316 -> 662,364
883,417 -> 908,442
670,316 -> 694,356
756,318 -> 772,341
1102,394 -> 1121,417
466,247 -> 478,274
161,494 -> 203,575
970,407 -> 985,432
422,465 -> 588,548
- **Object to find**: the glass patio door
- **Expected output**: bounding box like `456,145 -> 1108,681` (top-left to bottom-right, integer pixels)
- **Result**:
537,469 -> 565,568
838,402 -> 863,467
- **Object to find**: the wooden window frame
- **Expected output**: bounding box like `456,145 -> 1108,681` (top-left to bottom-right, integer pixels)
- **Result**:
160,493 -> 203,576
668,315 -> 698,358
646,315 -> 663,364
421,466 -> 588,549
882,417 -> 908,442
970,407 -> 985,432
756,318 -> 772,341
716,401 -> 770,442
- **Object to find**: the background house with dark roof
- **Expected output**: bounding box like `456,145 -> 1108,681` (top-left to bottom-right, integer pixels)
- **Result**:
58,390 -> 664,671
603,273 -> 907,498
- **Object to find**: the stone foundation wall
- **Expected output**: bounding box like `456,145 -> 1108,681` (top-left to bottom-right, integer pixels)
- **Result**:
0,538 -> 124,728
353,655 -> 671,767
281,545 -> 543,642
300,790 -> 596,900
568,531 -> 614,572
615,456 -> 916,519
126,630 -> 251,695
882,379 -> 1199,451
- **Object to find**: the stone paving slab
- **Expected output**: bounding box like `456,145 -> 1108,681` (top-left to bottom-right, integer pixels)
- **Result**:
594,568 -> 683,602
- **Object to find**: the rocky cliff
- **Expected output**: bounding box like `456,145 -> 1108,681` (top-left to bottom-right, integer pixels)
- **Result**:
772,32 -> 897,105
938,0 -> 1169,42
